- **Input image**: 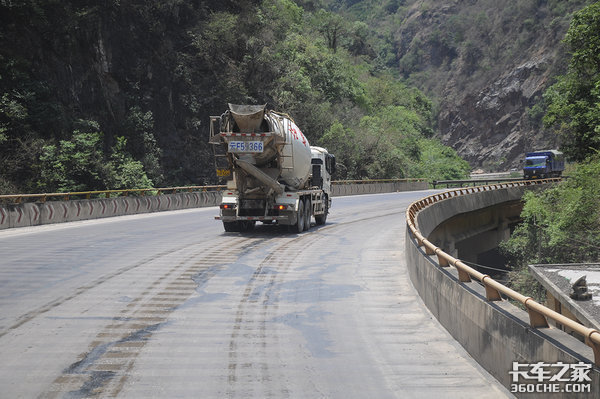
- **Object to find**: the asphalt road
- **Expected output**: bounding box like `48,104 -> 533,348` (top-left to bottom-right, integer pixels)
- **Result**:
0,191 -> 512,398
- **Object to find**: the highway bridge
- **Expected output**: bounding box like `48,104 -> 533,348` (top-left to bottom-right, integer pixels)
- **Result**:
0,181 -> 597,397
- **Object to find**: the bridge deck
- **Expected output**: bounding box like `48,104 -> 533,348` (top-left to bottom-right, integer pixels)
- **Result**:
0,192 -> 511,398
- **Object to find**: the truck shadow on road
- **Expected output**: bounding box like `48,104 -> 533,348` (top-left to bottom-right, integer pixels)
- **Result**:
219,222 -> 335,238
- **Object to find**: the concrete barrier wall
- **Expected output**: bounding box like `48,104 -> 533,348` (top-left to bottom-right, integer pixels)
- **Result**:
0,180 -> 426,230
0,191 -> 223,230
416,186 -> 529,239
331,180 -> 427,196
406,186 -> 600,398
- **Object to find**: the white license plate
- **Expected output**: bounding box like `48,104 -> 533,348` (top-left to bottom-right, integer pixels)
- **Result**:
228,141 -> 264,153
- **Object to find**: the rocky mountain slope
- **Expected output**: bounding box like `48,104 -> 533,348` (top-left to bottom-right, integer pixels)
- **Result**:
439,55 -> 557,171
334,0 -> 593,170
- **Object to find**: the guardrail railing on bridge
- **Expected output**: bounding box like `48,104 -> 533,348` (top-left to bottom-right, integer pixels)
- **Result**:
431,177 -> 524,189
332,178 -> 426,185
406,178 -> 600,366
0,179 -> 427,204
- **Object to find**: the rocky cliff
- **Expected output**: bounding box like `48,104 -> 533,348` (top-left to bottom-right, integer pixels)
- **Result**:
439,57 -> 559,171
370,0 -> 592,170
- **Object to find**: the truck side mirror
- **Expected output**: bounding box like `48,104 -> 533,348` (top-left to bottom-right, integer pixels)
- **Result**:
327,154 -> 336,175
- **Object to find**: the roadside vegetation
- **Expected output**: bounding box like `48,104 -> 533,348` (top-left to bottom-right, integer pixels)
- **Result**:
501,2 -> 600,299
0,0 -> 470,194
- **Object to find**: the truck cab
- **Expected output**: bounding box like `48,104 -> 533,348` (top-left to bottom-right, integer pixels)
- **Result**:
310,146 -> 335,194
523,150 -> 565,179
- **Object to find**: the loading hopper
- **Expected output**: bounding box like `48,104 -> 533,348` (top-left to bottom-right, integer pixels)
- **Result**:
228,103 -> 266,132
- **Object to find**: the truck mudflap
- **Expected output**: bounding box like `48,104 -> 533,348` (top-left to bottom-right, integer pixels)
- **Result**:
215,215 -> 289,222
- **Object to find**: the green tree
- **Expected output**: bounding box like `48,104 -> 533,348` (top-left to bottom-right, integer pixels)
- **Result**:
320,120 -> 359,179
544,2 -> 600,161
411,139 -> 471,180
125,106 -> 163,185
106,137 -> 154,190
38,131 -> 153,192
320,104 -> 469,181
314,9 -> 346,53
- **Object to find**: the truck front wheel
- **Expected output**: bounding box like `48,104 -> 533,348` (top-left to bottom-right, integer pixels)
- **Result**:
293,200 -> 305,233
315,197 -> 328,225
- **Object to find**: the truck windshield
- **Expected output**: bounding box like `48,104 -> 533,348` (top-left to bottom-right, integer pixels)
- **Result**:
525,156 -> 547,167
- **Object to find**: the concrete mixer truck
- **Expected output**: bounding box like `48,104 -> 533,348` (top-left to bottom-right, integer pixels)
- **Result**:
209,104 -> 336,233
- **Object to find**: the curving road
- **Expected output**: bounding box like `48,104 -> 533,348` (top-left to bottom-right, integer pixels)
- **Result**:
0,191 -> 512,398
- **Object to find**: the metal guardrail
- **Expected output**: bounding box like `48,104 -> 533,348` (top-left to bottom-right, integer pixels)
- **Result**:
431,177 -> 524,189
0,179 -> 425,204
332,178 -> 426,185
406,178 -> 600,366
0,185 -> 226,204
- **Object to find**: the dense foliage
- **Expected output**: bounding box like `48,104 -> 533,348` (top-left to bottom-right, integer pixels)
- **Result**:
39,131 -> 153,192
543,2 -> 600,161
502,2 -> 600,299
0,0 -> 469,194
501,155 -> 600,300
320,76 -> 469,179
504,158 -> 600,265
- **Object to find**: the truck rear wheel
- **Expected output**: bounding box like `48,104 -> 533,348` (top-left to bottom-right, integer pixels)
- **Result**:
223,221 -> 241,232
241,220 -> 255,232
303,198 -> 311,231
293,200 -> 305,233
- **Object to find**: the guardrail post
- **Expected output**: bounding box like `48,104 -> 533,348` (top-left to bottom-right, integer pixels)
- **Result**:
425,244 -> 435,255
585,331 -> 600,366
436,252 -> 449,267
524,298 -> 550,328
457,269 -> 471,282
482,276 -> 502,301
528,309 -> 550,328
455,265 -> 471,282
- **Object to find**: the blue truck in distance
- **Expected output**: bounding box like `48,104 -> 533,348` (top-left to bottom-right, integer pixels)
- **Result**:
523,150 -> 565,179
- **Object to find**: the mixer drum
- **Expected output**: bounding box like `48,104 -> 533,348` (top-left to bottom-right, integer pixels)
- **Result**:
227,104 -> 312,190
